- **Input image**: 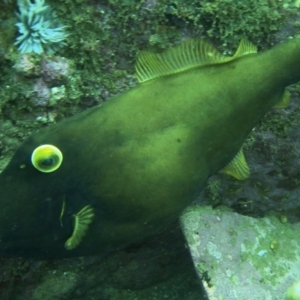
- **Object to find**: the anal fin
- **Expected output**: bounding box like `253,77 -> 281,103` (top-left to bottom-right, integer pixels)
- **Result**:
273,90 -> 290,109
220,148 -> 250,180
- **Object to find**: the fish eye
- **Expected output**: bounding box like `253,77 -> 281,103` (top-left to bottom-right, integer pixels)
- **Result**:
31,144 -> 63,173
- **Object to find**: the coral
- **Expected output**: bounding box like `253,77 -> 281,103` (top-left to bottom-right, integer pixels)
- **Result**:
41,55 -> 71,82
31,79 -> 67,107
13,53 -> 41,76
15,0 -> 68,54
49,85 -> 66,106
32,78 -> 51,106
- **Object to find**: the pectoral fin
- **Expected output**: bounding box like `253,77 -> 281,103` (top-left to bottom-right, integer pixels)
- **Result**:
65,205 -> 95,250
220,148 -> 250,180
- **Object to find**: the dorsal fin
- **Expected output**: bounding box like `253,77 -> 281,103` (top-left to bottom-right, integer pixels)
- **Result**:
232,39 -> 257,59
135,39 -> 257,83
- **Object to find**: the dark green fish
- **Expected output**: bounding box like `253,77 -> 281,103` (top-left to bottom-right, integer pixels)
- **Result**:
1,38 -> 300,259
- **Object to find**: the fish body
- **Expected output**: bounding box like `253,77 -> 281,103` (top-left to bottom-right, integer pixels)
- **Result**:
1,38 -> 300,259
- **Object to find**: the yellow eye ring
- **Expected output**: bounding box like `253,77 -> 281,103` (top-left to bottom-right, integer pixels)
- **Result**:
31,144 -> 63,173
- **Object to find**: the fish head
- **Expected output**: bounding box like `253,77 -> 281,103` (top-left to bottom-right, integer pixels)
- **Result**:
0,124 -> 92,259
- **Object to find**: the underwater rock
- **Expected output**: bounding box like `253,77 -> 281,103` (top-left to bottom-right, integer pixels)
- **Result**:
3,225 -> 205,300
181,205 -> 300,300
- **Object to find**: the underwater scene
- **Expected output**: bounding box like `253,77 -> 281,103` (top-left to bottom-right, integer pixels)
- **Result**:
1,0 -> 300,299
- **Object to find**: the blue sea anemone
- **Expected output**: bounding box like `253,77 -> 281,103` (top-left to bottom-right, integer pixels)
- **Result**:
15,0 -> 68,54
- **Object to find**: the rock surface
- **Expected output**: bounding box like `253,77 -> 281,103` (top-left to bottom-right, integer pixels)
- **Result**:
181,205 -> 300,300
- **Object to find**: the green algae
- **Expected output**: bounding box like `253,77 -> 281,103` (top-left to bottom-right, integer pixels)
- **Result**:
0,0 -> 295,132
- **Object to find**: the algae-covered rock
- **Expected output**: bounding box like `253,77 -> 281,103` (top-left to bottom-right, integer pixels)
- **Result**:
2,225 -> 205,300
31,271 -> 79,300
181,206 -> 300,299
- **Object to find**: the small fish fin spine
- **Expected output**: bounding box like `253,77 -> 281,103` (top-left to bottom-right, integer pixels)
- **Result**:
135,39 -> 257,83
273,90 -> 291,109
59,196 -> 66,227
220,148 -> 250,180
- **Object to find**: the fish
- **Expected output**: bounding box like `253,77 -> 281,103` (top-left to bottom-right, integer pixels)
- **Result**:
0,37 -> 300,259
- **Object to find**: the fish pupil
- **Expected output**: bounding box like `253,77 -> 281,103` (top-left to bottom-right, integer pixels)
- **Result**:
41,157 -> 54,166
